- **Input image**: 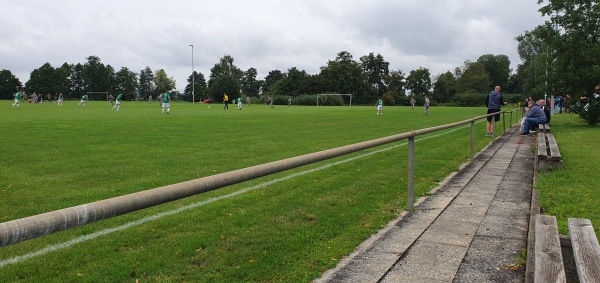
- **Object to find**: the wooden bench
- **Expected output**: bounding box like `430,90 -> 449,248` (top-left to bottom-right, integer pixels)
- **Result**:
530,215 -> 600,283
536,131 -> 563,171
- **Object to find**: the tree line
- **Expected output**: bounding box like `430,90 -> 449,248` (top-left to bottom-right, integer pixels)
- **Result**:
0,52 -> 516,106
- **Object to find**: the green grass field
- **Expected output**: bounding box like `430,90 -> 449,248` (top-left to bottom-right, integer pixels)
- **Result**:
1,100 -> 511,282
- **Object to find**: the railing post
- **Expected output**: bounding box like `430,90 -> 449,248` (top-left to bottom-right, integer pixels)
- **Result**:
471,121 -> 475,160
510,111 -> 513,126
502,112 -> 506,132
407,135 -> 415,210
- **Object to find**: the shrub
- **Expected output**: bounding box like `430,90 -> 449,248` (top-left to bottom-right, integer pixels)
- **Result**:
579,98 -> 600,125
294,95 -> 318,106
452,93 -> 486,107
382,93 -> 395,106
503,93 -> 525,104
317,95 -> 345,106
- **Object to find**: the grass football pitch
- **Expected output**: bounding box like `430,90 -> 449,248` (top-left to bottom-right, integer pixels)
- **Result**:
2,100 -> 501,282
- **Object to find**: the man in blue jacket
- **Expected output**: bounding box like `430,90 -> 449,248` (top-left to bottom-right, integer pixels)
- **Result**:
521,99 -> 547,135
486,86 -> 507,136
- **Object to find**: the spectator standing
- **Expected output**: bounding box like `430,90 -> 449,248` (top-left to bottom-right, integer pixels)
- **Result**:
485,86 -> 507,136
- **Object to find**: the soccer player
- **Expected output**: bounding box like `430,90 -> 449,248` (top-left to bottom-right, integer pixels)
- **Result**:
237,97 -> 242,110
11,89 -> 23,109
376,96 -> 383,115
223,93 -> 229,110
57,93 -> 64,106
78,94 -> 88,107
161,92 -> 170,114
424,96 -> 430,115
112,93 -> 123,110
108,94 -> 114,106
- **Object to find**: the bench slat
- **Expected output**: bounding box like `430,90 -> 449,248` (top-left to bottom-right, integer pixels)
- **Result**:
568,218 -> 600,283
540,124 -> 551,132
546,133 -> 562,161
535,215 -> 567,283
537,132 -> 547,160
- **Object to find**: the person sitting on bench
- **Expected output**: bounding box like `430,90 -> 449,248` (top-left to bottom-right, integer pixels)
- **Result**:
521,99 -> 547,135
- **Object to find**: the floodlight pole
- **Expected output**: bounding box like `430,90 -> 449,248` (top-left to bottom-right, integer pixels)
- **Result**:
190,44 -> 195,103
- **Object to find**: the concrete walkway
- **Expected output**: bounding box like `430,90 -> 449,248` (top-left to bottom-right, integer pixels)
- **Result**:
316,126 -> 535,283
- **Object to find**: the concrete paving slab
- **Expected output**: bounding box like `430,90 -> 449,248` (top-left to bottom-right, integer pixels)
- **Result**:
419,219 -> 480,247
451,190 -> 496,207
476,215 -> 529,239
323,251 -> 400,283
417,195 -> 455,210
386,240 -> 467,282
485,201 -> 531,220
462,174 -> 504,192
452,236 -> 526,283
381,275 -> 451,283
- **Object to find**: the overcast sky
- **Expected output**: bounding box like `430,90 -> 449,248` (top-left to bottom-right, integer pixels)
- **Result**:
1,0 -> 547,91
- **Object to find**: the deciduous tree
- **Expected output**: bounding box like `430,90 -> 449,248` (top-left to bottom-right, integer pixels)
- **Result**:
432,71 -> 457,103
0,69 -> 22,99
115,67 -> 138,100
139,67 -> 155,99
154,69 -> 176,94
405,67 -> 432,99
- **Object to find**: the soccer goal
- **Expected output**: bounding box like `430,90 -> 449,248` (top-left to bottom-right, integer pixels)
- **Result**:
316,93 -> 353,106
87,92 -> 110,101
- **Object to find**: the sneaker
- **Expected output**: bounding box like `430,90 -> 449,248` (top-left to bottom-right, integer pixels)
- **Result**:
520,132 -> 529,136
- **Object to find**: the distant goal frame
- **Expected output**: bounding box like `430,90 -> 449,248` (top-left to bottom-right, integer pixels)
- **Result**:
316,93 -> 353,106
86,92 -> 110,101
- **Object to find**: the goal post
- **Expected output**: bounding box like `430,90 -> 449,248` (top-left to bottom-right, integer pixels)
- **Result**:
86,92 -> 109,101
316,93 -> 353,106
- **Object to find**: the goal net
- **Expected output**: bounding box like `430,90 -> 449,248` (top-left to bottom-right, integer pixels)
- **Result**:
86,92 -> 109,101
316,94 -> 353,106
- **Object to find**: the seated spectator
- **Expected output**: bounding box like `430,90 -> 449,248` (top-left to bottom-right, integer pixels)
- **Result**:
521,99 -> 547,135
543,98 -> 552,124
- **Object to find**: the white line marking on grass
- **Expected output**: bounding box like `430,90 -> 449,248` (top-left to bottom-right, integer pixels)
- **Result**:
0,123 -> 477,268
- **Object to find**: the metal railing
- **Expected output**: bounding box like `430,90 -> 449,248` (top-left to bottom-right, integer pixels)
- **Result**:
0,108 -> 520,247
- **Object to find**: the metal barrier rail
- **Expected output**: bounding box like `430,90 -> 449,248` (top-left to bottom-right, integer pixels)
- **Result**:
0,108 -> 520,247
